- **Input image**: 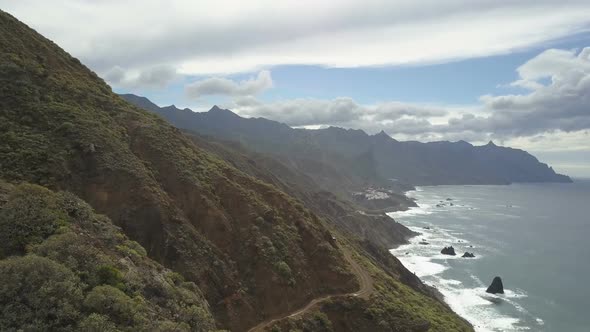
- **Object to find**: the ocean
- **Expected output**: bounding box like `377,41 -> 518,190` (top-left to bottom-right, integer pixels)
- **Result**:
388,180 -> 590,332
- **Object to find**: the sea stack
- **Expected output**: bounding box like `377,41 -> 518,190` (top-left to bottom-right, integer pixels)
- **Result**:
441,246 -> 456,255
462,252 -> 475,258
486,276 -> 504,294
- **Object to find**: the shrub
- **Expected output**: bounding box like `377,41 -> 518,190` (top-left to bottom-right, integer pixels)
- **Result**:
167,271 -> 185,285
96,265 -> 126,290
32,232 -> 108,287
275,261 -> 293,280
55,190 -> 93,221
78,313 -> 118,332
0,184 -> 68,256
0,255 -> 83,331
83,285 -> 144,326
116,239 -> 147,259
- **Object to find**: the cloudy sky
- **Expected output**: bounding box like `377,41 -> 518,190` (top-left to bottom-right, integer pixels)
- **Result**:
3,0 -> 590,177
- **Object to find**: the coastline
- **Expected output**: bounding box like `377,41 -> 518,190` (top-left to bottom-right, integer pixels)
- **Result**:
386,184 -> 559,332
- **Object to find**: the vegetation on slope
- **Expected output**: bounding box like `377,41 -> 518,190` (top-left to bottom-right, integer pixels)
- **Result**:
0,10 -> 472,331
0,181 -> 216,331
0,10 -> 354,330
184,133 -> 417,249
269,241 -> 471,332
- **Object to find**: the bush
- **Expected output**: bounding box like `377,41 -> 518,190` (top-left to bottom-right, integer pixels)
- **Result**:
32,232 -> 108,287
55,190 -> 93,221
0,184 -> 68,256
96,265 -> 126,290
275,261 -> 293,280
0,255 -> 83,331
116,239 -> 147,259
83,285 -> 144,326
78,313 -> 118,332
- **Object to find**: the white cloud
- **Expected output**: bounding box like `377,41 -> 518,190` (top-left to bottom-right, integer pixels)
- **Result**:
3,0 -> 590,75
185,70 -> 273,98
104,65 -> 177,88
230,96 -> 452,128
224,47 -> 590,151
471,47 -> 590,136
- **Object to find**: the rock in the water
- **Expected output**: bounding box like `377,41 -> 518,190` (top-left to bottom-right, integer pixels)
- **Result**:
486,276 -> 504,294
419,241 -> 429,245
440,246 -> 456,255
462,252 -> 475,258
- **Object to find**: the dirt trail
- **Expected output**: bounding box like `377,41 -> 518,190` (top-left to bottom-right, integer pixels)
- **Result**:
247,246 -> 373,332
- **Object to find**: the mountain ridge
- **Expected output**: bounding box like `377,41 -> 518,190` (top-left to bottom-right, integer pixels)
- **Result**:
121,94 -> 572,187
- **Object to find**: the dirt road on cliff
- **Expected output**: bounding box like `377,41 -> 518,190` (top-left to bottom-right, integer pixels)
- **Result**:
247,246 -> 373,332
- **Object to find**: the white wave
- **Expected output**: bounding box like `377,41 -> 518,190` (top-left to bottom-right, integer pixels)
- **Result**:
387,203 -> 433,219
438,285 -> 527,332
389,187 -> 537,332
395,255 -> 448,277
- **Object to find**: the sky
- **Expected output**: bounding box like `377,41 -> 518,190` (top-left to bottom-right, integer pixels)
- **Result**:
2,0 -> 590,177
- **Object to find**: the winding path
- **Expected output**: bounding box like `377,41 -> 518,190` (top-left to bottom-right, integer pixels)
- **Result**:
247,246 -> 373,332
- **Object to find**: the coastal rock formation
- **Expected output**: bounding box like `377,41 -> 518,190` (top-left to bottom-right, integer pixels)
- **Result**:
462,252 -> 475,258
486,276 -> 504,294
441,246 -> 456,256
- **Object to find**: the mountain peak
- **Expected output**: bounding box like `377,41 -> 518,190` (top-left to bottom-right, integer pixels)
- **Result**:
209,105 -> 223,112
208,105 -> 240,117
373,130 -> 397,142
486,140 -> 497,147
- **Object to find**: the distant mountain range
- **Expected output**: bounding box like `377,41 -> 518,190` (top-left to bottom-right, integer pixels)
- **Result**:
122,94 -> 572,189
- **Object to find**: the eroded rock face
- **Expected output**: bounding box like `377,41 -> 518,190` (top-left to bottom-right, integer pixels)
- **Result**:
441,246 -> 456,256
462,252 -> 475,258
486,276 -> 504,294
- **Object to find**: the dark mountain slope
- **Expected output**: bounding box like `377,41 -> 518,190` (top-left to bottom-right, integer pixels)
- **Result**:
0,10 -> 472,331
185,133 -> 416,249
0,11 -> 355,330
122,95 -> 571,187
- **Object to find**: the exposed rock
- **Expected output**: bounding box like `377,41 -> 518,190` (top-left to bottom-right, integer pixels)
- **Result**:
462,252 -> 475,258
422,226 -> 431,230
486,276 -> 504,294
83,143 -> 96,154
419,241 -> 429,245
440,246 -> 456,256
446,198 -> 453,201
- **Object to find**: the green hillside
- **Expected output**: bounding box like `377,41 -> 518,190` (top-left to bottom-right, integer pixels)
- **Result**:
0,10 -> 472,331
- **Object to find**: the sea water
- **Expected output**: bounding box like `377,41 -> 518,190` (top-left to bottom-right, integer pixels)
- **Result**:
389,180 -> 590,332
